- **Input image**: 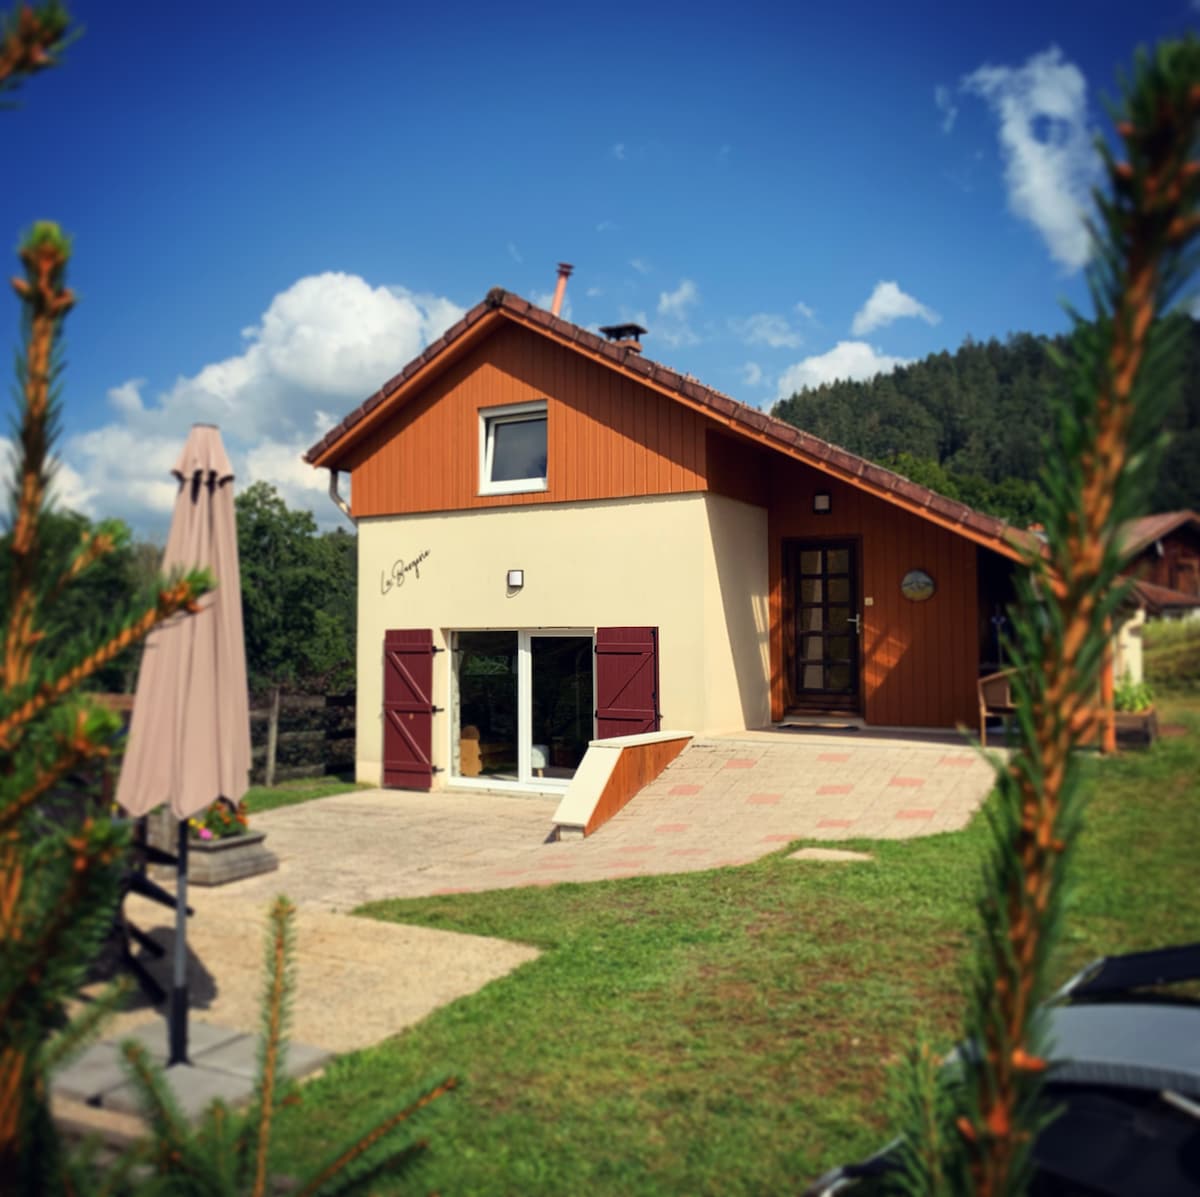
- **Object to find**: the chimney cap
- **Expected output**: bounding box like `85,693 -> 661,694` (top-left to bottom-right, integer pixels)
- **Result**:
598,322 -> 648,342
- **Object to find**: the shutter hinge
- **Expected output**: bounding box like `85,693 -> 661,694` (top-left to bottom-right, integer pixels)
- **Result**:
432,766 -> 443,774
431,706 -> 444,714
432,646 -> 444,654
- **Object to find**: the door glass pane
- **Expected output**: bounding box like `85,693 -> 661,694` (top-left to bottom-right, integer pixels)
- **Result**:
827,663 -> 851,691
827,548 -> 849,573
455,632 -> 518,780
800,634 -> 824,661
800,579 -> 823,603
490,417 -> 547,482
531,636 -> 593,781
827,607 -> 849,633
828,577 -> 850,603
828,635 -> 851,660
803,663 -> 824,688
800,551 -> 821,575
798,606 -> 824,631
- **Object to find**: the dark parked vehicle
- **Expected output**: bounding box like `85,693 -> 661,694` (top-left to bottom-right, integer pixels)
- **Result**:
805,943 -> 1200,1196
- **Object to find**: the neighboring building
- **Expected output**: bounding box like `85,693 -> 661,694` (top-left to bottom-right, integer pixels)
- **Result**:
1122,510 -> 1200,604
305,286 -> 1034,792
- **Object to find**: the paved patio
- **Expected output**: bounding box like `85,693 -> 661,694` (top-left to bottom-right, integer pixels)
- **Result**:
199,729 -> 998,907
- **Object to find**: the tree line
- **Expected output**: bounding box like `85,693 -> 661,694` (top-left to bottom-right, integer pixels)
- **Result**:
0,481 -> 356,699
771,314 -> 1200,524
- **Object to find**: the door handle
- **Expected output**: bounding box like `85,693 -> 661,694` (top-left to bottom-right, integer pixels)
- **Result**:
848,614 -> 862,634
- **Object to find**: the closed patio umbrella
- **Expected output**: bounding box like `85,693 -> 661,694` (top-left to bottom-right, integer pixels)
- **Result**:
116,423 -> 250,1065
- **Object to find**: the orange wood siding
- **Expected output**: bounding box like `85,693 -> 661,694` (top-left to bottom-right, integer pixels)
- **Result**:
768,459 -> 979,728
348,324 -> 710,517
705,430 -> 771,507
584,736 -> 691,836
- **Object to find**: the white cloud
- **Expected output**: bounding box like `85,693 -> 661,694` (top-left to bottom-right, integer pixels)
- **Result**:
657,279 -> 699,319
506,241 -> 523,264
742,362 -> 764,387
935,84 -> 958,133
851,281 -> 941,336
629,257 -> 651,275
611,142 -> 626,161
776,341 -> 909,396
655,279 -> 701,347
794,301 -> 816,320
585,286 -> 603,298
50,272 -> 463,535
731,312 -> 803,350
107,378 -> 145,417
963,45 -> 1099,271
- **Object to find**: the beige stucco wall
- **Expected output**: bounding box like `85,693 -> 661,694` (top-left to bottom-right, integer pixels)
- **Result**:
354,492 -> 770,785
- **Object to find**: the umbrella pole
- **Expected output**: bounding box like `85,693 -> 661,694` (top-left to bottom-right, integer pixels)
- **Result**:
168,821 -> 190,1067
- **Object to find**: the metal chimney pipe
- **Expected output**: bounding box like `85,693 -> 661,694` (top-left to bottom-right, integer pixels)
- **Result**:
550,262 -> 573,316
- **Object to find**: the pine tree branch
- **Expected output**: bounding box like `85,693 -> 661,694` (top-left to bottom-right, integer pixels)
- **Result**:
251,895 -> 296,1197
3,223 -> 72,691
0,3 -> 69,93
0,575 -> 209,752
294,1077 -> 459,1197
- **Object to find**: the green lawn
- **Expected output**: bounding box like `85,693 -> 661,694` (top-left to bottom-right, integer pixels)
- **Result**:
241,774 -> 365,815
268,706 -> 1200,1195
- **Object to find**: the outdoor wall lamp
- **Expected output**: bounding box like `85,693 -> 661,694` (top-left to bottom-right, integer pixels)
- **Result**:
507,569 -> 525,590
813,491 -> 832,514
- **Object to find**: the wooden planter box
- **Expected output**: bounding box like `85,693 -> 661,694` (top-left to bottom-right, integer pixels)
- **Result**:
147,813 -> 279,886
1114,707 -> 1159,750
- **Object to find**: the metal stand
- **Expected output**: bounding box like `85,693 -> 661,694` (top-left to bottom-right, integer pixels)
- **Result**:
167,823 -> 190,1066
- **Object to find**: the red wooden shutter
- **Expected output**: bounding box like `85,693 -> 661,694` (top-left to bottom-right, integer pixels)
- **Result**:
595,627 -> 660,738
383,629 -> 436,790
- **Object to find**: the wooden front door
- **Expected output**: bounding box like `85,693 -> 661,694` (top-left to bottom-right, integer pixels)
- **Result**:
784,540 -> 861,713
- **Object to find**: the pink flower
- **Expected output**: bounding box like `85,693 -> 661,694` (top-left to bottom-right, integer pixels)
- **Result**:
199,827 -> 214,841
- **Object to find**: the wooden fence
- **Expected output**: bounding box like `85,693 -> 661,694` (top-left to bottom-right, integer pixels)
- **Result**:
94,691 -> 356,786
249,690 -> 355,784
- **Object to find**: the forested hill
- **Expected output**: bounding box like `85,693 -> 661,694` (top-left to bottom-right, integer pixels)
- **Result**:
769,315 -> 1200,524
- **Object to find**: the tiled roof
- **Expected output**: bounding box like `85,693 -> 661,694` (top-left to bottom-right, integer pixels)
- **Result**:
1129,577 -> 1200,614
305,288 -> 1032,559
1121,510 -> 1200,555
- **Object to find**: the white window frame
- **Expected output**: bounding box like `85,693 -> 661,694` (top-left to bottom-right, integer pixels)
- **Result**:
447,628 -> 596,793
478,400 -> 548,496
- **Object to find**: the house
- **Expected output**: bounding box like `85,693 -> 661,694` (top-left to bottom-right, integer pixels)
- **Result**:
1122,510 -> 1200,610
305,277 -> 1035,793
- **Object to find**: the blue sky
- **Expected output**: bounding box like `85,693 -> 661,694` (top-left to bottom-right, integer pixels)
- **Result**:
2,0 -> 1196,535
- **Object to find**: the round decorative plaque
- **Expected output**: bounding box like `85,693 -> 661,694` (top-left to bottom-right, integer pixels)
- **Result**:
901,569 -> 935,602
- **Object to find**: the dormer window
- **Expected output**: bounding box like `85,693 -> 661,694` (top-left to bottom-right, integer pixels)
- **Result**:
479,401 -> 548,495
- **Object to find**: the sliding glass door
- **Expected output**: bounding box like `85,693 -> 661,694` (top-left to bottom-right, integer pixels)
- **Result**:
453,630 -> 594,788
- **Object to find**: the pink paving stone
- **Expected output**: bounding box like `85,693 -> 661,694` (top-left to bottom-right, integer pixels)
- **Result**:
888,776 -> 927,788
895,808 -> 936,820
939,755 -> 976,767
817,783 -> 854,795
745,793 -> 781,805
723,758 -> 758,769
817,818 -> 854,829
668,848 -> 711,856
607,860 -> 650,869
817,752 -> 852,762
761,834 -> 798,843
668,784 -> 702,796
655,823 -> 690,833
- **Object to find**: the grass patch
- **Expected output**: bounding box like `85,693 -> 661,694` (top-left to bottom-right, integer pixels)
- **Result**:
242,774 -> 365,815
267,712 -> 1200,1194
1144,617 -> 1200,691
